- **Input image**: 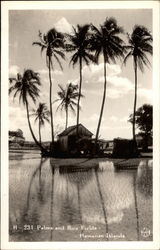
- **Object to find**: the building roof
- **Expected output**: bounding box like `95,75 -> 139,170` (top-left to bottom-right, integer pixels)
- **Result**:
58,124 -> 93,137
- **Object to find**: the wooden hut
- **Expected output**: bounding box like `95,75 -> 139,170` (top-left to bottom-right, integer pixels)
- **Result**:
57,124 -> 93,153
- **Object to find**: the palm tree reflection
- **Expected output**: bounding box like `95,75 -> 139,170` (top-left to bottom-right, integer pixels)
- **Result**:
133,160 -> 152,241
133,170 -> 140,241
22,158 -> 48,227
94,169 -> 108,239
50,164 -> 55,241
27,158 -> 48,207
60,166 -> 95,227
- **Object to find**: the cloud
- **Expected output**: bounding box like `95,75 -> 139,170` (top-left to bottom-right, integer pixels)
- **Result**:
83,63 -> 121,82
110,115 -> 129,123
53,69 -> 63,76
38,69 -> 63,76
138,88 -> 152,103
54,17 -> 73,33
38,69 -> 48,75
110,116 -> 118,122
82,63 -> 133,99
9,65 -> 20,76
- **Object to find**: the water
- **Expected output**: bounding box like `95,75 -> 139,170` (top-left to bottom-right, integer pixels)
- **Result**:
9,151 -> 153,241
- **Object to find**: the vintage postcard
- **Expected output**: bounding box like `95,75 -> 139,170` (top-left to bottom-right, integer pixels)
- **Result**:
1,1 -> 160,250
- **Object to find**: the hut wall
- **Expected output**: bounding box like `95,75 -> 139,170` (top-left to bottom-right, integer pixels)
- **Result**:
59,136 -> 68,152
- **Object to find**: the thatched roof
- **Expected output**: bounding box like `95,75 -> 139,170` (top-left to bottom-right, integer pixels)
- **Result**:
58,124 -> 93,137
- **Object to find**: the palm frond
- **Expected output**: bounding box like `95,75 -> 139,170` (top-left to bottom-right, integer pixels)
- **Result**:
123,51 -> 133,66
32,42 -> 44,47
54,49 -> 65,59
69,103 -> 76,115
53,53 -> 63,70
69,53 -> 79,67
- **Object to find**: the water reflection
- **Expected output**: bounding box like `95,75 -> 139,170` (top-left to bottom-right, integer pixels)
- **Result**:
137,160 -> 152,197
94,169 -> 108,237
9,156 -> 153,241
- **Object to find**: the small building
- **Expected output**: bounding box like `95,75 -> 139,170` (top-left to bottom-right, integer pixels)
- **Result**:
57,124 -> 93,153
100,140 -> 113,151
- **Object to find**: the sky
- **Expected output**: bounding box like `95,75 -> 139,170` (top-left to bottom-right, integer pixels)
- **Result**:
9,8 -> 152,141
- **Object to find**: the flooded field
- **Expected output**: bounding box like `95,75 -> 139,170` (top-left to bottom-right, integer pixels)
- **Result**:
9,150 -> 153,241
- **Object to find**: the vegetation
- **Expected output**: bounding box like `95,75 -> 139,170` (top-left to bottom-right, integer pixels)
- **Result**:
129,104 -> 153,151
124,25 -> 152,141
90,18 -> 125,151
33,29 -> 65,145
9,17 -> 153,157
9,69 -> 47,152
54,83 -> 81,129
31,103 -> 50,145
66,24 -> 95,136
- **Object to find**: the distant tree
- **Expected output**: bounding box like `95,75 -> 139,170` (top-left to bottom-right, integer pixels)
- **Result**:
31,103 -> 50,145
16,129 -> 24,138
33,29 -> 65,145
124,25 -> 152,141
54,83 -> 82,129
129,104 -> 153,151
9,69 -> 46,153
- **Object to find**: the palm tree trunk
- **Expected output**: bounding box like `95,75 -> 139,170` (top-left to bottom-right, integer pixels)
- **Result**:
95,57 -> 107,153
65,107 -> 68,130
133,57 -> 137,141
49,56 -> 54,144
76,57 -> 82,137
25,100 -> 45,152
38,119 -> 41,145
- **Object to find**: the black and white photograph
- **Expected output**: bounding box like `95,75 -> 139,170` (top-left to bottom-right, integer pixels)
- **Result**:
1,1 -> 160,249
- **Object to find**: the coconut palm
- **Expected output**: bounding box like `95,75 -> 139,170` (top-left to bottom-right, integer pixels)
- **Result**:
31,103 -> 50,144
124,25 -> 152,141
66,24 -> 95,136
90,17 -> 125,151
33,29 -> 65,145
9,69 -> 46,152
54,83 -> 82,129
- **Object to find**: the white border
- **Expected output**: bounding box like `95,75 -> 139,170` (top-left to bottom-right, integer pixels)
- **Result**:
1,1 -> 160,250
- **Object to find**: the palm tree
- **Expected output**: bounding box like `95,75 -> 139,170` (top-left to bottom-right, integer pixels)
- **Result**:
54,83 -> 81,129
90,18 -> 125,151
124,25 -> 152,141
9,69 -> 46,152
31,103 -> 50,144
33,29 -> 65,145
66,24 -> 95,136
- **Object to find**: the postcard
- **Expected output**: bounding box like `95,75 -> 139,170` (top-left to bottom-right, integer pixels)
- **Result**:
1,1 -> 160,250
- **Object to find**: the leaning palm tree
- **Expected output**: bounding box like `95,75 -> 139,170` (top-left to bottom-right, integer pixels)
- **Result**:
90,18 -> 125,151
66,24 -> 95,136
31,103 -> 50,144
33,29 -> 65,145
124,25 -> 152,141
9,69 -> 46,152
54,83 -> 82,129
